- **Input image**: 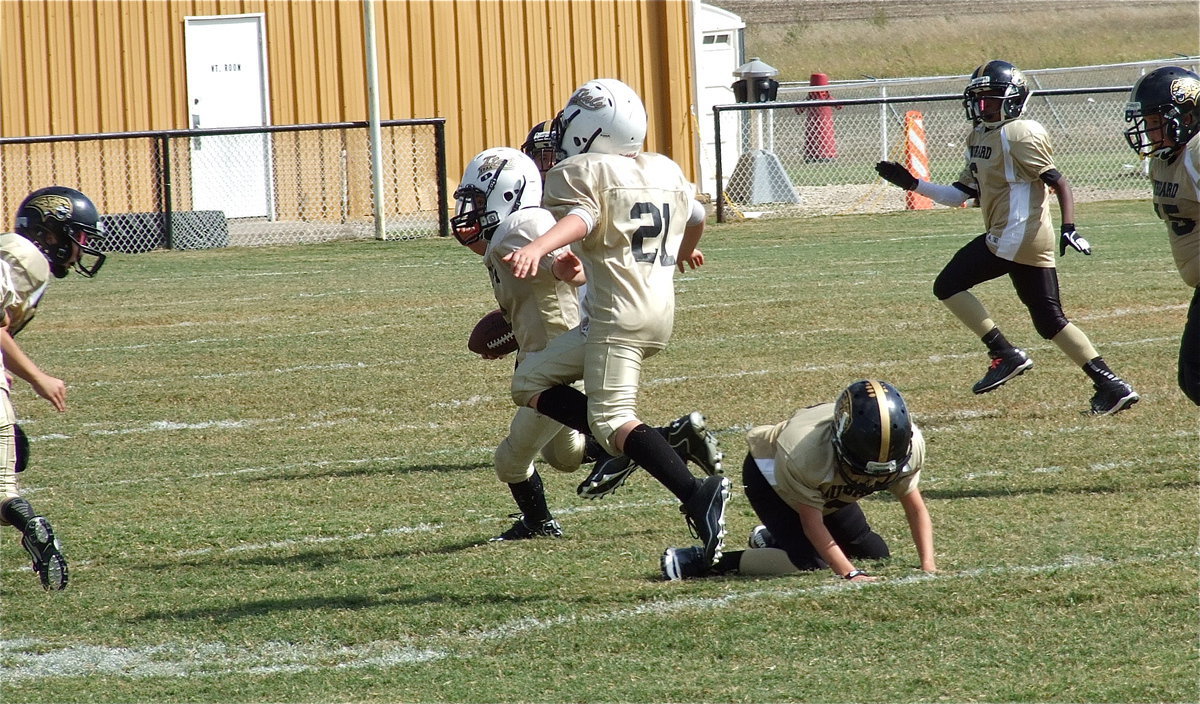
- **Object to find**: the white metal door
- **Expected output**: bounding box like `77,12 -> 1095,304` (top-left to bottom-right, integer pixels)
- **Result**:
184,14 -> 272,218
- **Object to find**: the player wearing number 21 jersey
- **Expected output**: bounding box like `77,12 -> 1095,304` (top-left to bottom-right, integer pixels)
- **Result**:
506,78 -> 732,570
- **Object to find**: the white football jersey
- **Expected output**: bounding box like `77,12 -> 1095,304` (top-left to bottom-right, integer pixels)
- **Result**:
543,151 -> 696,349
957,118 -> 1057,267
1148,137 -> 1200,288
484,208 -> 581,363
0,233 -> 50,335
745,404 -> 925,516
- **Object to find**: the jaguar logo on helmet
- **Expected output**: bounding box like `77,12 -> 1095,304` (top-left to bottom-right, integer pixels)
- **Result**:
1170,76 -> 1200,108
25,194 -> 73,222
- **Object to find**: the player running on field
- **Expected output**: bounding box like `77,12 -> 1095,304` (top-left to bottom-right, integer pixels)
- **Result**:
1122,66 -> 1200,405
504,78 -> 729,569
0,186 -> 109,590
875,60 -> 1138,415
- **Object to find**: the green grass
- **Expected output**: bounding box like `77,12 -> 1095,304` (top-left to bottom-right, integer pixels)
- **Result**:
745,3 -> 1199,81
1,201 -> 1196,703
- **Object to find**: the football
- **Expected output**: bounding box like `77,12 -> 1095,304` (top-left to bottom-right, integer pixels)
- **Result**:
468,309 -> 518,356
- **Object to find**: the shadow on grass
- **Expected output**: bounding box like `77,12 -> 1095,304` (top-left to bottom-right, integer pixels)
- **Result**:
134,589 -> 553,624
243,461 -> 493,482
920,477 -> 1197,501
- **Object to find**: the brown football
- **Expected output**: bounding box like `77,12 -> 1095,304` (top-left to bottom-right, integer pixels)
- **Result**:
468,309 -> 518,356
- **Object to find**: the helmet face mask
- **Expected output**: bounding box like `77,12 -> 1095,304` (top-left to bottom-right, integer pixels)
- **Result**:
831,380 -> 914,490
963,60 -> 1030,124
1124,66 -> 1200,160
14,186 -> 107,278
521,121 -> 558,177
553,78 -> 647,160
451,148 -> 542,247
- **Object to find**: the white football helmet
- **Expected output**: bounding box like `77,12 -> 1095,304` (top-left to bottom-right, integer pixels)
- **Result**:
451,147 -> 543,247
553,78 -> 647,159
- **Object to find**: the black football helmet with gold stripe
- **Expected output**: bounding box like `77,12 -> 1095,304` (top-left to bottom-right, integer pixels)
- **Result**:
832,380 -> 914,489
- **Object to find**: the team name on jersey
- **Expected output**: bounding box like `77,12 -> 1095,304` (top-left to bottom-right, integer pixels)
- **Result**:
969,145 -> 993,159
1153,179 -> 1180,198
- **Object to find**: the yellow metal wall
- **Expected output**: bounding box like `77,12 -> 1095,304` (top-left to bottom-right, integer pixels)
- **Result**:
1,0 -> 698,216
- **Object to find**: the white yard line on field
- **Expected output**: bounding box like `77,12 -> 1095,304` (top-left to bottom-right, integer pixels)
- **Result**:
1,550 -> 1191,681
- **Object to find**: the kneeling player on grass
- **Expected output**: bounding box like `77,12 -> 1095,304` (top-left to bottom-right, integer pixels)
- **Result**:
662,380 -> 937,582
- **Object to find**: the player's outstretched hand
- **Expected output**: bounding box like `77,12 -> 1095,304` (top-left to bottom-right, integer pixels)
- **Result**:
874,161 -> 918,190
503,245 -> 541,279
678,247 -> 706,272
1059,224 -> 1091,256
551,250 -> 584,283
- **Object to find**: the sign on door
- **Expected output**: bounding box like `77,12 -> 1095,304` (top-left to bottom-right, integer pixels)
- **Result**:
184,14 -> 272,219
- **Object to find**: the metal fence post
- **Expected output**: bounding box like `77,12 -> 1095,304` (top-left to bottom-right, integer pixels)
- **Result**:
161,134 -> 174,250
436,120 -> 449,238
714,105 -> 724,223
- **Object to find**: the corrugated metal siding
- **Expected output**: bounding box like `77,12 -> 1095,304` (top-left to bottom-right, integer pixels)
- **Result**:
2,0 -> 697,219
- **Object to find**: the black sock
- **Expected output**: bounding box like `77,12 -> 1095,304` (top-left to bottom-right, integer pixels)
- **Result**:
712,550 -> 743,575
981,327 -> 1014,356
622,424 -> 699,502
1082,357 -> 1119,385
582,436 -> 612,463
0,497 -> 36,532
533,385 -> 591,434
508,470 -> 552,523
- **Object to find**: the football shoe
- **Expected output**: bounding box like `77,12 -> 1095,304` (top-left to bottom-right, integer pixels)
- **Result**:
666,411 -> 723,476
660,546 -> 709,581
1090,379 -> 1140,416
21,516 -> 68,591
681,475 -> 731,566
972,348 -> 1033,394
577,454 -> 639,500
489,514 -> 563,542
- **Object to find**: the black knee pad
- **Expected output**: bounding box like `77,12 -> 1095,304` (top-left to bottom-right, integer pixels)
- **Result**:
1029,307 -> 1069,340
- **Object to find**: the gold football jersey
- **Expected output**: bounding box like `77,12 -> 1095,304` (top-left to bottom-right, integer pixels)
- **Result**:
746,403 -> 924,515
957,119 -> 1057,267
485,208 -> 582,363
0,233 -> 51,335
543,152 -> 696,349
1148,137 -> 1200,288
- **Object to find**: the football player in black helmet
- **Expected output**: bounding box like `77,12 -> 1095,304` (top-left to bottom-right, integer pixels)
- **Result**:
875,60 -> 1139,416
520,120 -> 558,182
1123,66 -> 1200,404
0,185 -> 109,590
661,380 -> 937,582
13,186 -> 106,279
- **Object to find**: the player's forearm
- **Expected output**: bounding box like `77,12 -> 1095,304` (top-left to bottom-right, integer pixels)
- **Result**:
799,505 -> 855,577
533,214 -> 589,258
1,329 -> 43,384
902,492 -> 936,571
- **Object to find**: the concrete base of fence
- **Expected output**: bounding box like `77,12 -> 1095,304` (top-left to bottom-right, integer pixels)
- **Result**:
726,149 -> 802,205
101,211 -> 229,253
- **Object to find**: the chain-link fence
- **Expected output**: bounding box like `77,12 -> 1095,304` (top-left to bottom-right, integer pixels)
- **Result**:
715,58 -> 1200,222
0,119 -> 447,251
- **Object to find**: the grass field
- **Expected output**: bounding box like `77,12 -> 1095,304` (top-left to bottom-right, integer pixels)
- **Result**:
1,201 -> 1196,702
723,0 -> 1199,81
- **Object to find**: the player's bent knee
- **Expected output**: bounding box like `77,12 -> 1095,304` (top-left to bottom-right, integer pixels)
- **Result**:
1031,310 -> 1069,340
494,442 -> 535,484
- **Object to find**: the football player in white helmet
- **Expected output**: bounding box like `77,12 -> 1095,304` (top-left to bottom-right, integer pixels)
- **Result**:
875,60 -> 1138,416
0,185 -> 108,590
453,147 -> 636,541
661,380 -> 937,581
1123,66 -> 1200,405
503,78 -> 730,570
